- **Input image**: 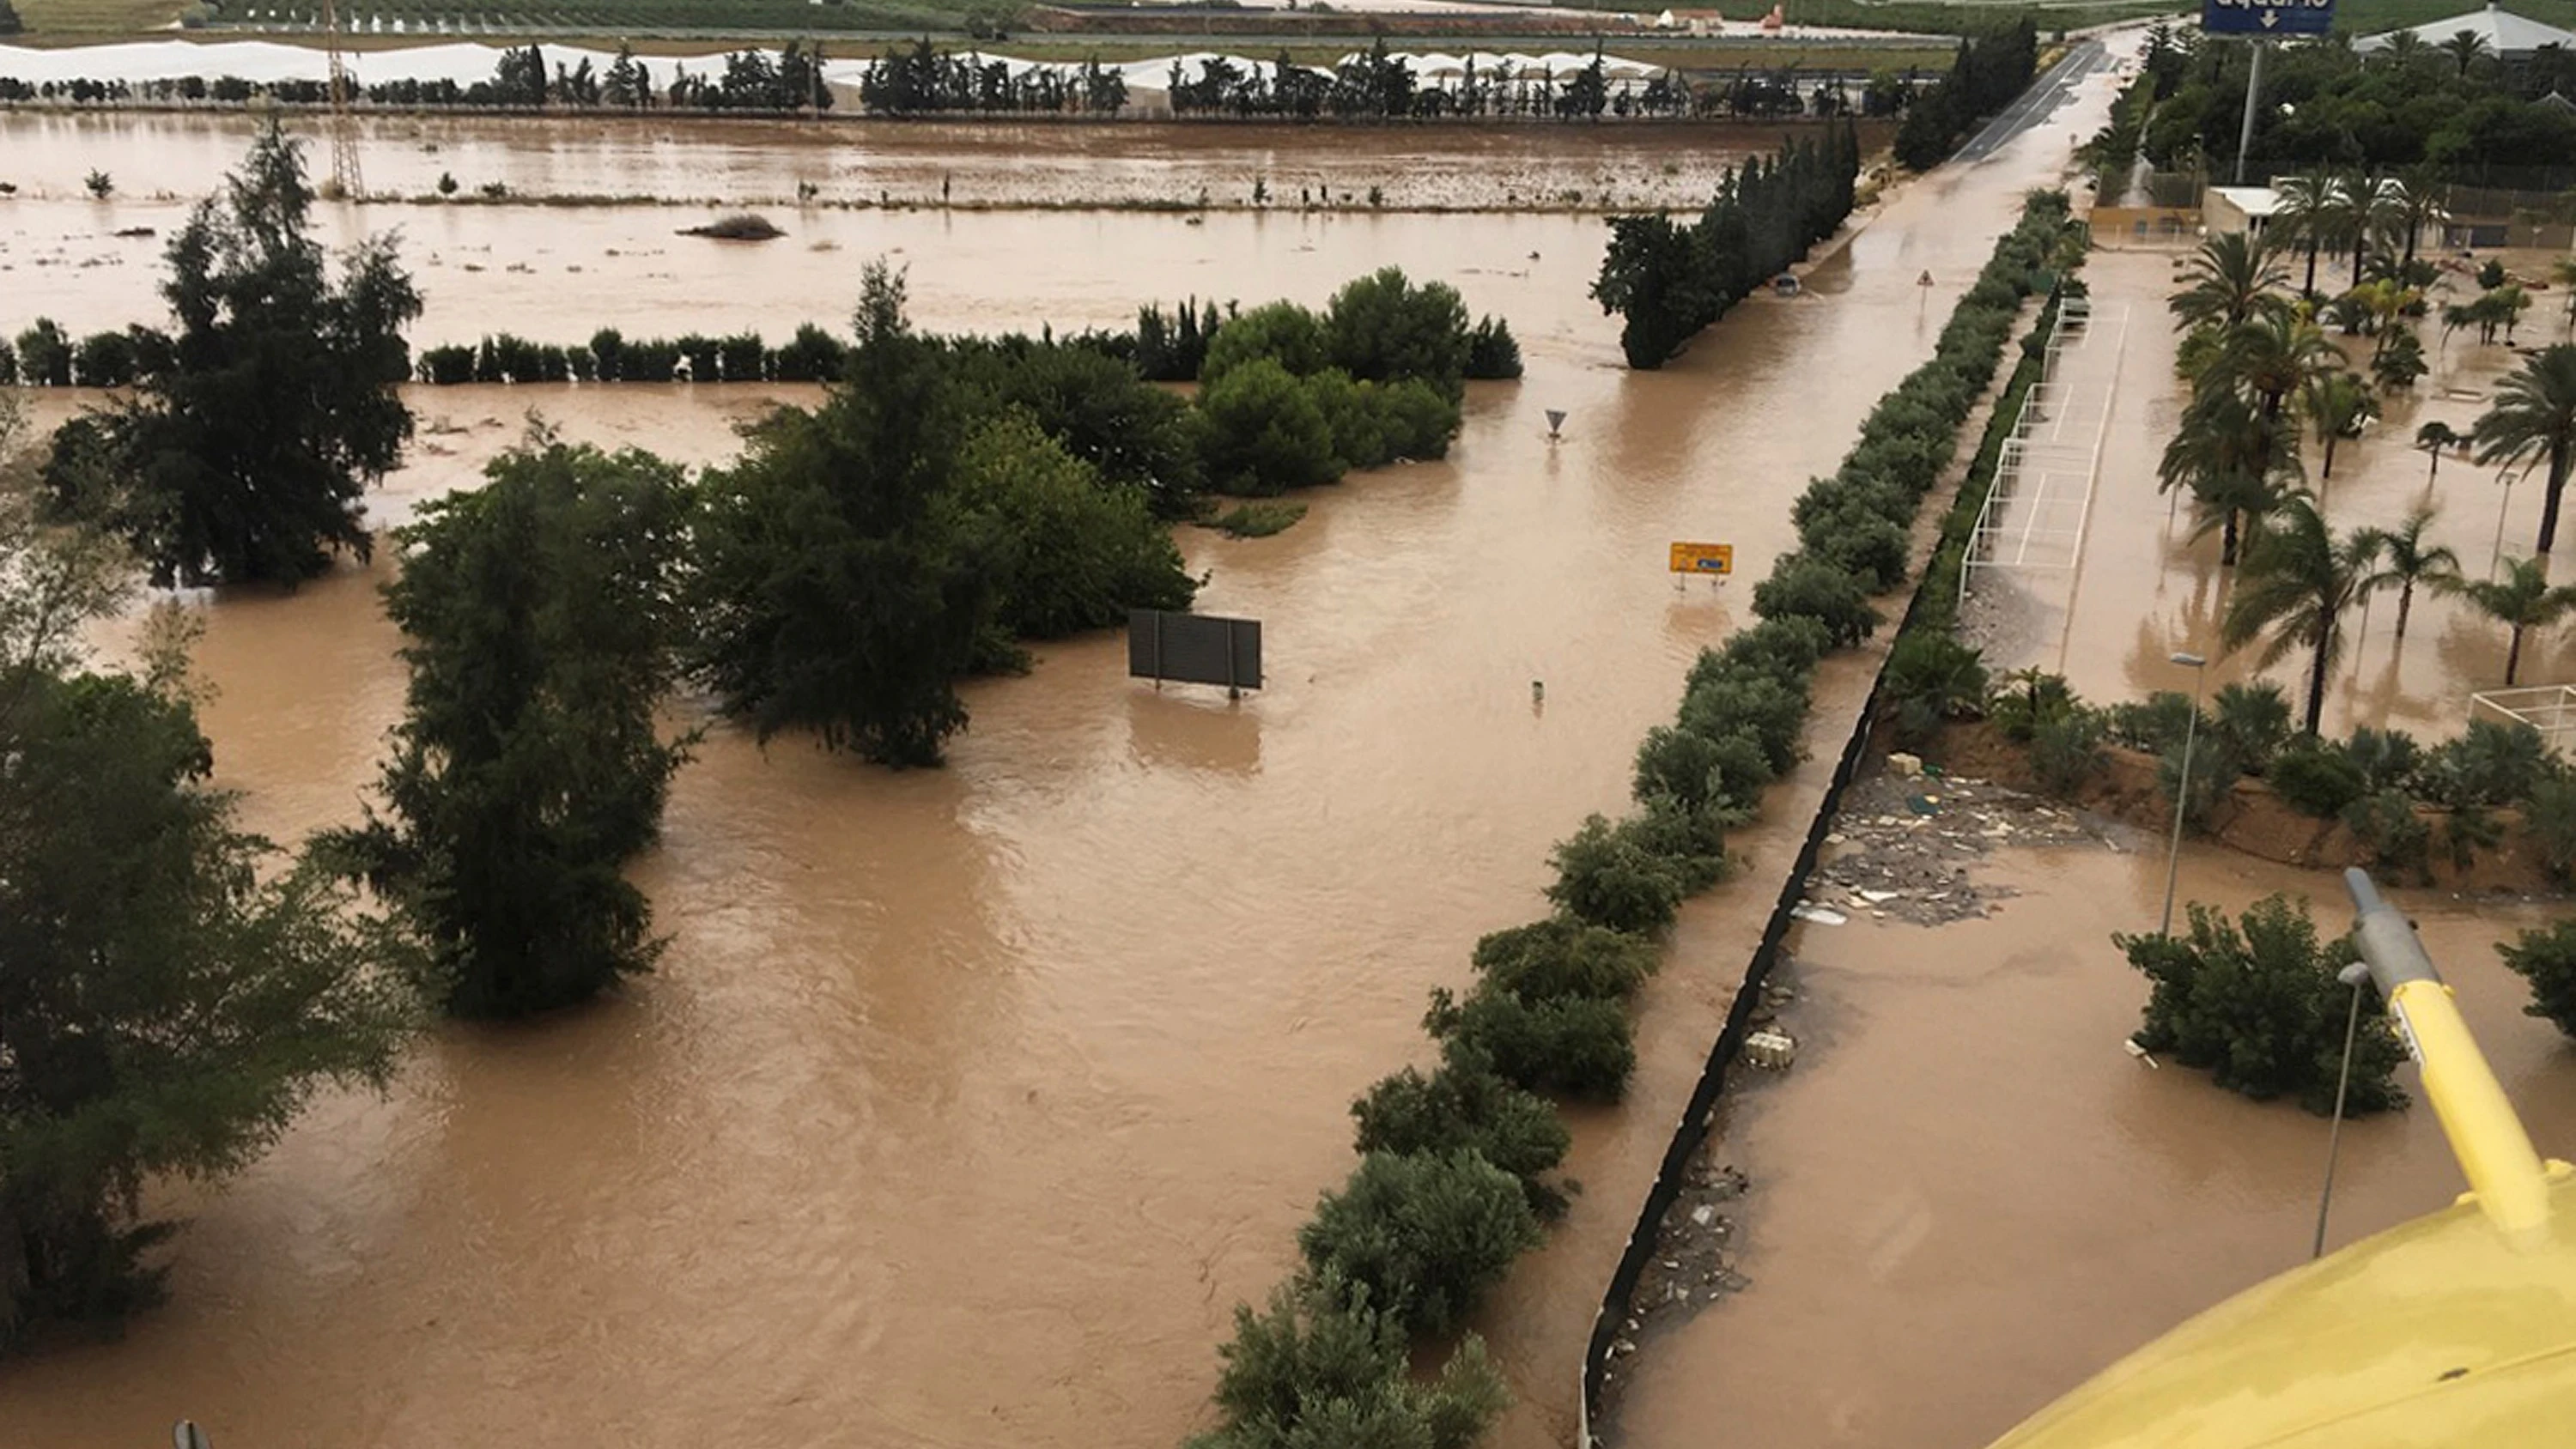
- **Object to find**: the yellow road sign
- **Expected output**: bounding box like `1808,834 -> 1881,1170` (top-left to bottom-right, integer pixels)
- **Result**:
1668,542 -> 1733,576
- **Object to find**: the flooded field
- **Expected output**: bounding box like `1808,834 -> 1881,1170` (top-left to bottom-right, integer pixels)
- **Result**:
1964,246 -> 2576,741
1611,807 -> 2576,1449
0,57 -> 2126,1449
0,109 -> 1876,215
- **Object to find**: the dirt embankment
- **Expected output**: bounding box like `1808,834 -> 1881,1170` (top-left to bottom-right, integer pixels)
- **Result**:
1928,719 -> 2568,897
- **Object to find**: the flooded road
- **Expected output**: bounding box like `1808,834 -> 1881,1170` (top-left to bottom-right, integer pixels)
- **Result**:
0,64 -> 2121,1449
1610,822 -> 2576,1449
1965,246 -> 2576,739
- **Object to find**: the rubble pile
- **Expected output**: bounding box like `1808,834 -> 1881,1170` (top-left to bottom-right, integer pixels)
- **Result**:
1802,757 -> 2105,925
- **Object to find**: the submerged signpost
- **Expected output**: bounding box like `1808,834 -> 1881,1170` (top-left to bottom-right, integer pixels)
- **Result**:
1127,609 -> 1262,698
2204,0 -> 2335,182
1668,542 -> 1733,591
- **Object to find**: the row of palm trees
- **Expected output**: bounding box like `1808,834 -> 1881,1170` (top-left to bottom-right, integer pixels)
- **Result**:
2267,173 -> 2440,295
2161,231 -> 2576,736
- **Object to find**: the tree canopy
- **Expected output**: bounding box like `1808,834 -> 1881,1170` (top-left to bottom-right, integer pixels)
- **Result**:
46,123 -> 420,586
0,436 -> 415,1341
336,440 -> 696,1018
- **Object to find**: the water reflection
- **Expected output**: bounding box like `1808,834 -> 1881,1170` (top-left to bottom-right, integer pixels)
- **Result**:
1126,688 -> 1264,778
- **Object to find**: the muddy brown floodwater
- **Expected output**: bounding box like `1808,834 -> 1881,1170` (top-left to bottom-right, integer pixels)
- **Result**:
0,111 -> 1880,215
1611,803 -> 2576,1449
0,65 -> 2119,1449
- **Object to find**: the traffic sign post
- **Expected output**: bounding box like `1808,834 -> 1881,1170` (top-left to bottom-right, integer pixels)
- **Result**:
1668,542 -> 1733,581
2204,0 -> 2332,182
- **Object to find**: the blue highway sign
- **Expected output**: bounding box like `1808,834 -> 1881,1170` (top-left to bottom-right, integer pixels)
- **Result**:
2203,0 -> 2334,36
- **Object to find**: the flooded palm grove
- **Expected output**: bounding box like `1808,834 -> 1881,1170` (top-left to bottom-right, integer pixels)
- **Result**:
3,29 -> 2571,1449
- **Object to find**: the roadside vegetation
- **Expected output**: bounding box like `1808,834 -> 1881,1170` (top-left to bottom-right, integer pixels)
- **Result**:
1180,191 -> 2077,1447
2103,18 -> 2576,185
1592,125 -> 1862,369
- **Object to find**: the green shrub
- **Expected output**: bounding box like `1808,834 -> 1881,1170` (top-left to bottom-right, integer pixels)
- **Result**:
2268,744 -> 2366,818
1634,724 -> 1773,821
2341,726 -> 2422,795
1987,668 -> 2076,743
2159,735 -> 2241,832
2030,707 -> 2107,793
1880,633 -> 1988,749
2419,719 -> 2549,809
1680,671 -> 1810,775
1462,316 -> 1522,380
1213,501 -> 1306,537
1425,986 -> 1637,1101
1350,1058 -> 1571,1216
1200,300 -> 1330,386
1194,1275 -> 1505,1449
2116,895 -> 2407,1115
1197,357 -> 1340,495
1700,615 -> 1832,686
1296,1150 -> 1545,1339
2209,682 -> 2291,773
1623,794 -> 1730,889
1801,505 -> 1911,591
1544,813 -> 1686,934
1751,555 -> 1881,645
2104,690 -> 2199,753
2499,920 -> 2576,1040
2525,775 -> 2576,883
1469,919 -> 1659,1003
2342,789 -> 2431,876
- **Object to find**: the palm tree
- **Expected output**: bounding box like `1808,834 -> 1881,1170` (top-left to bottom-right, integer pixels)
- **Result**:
2385,169 -> 2440,270
2474,343 -> 2576,552
2210,309 -> 2342,424
2358,503 -> 2460,637
2272,174 -> 2335,297
2417,420 -> 2467,483
2447,555 -> 2576,684
2555,258 -> 2576,330
2222,494 -> 2379,734
2498,284 -> 2534,345
2169,232 -> 2291,335
2382,31 -> 2433,75
2444,28 -> 2494,77
2161,389 -> 2303,566
2334,173 -> 2385,282
2300,369 -> 2374,480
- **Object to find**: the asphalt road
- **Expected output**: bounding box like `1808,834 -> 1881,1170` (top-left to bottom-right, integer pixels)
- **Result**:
1953,37 -> 2112,164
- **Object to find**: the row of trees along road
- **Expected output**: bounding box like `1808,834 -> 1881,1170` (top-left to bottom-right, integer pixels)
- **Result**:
1891,18 -> 2039,170
1591,124 -> 1862,369
3,124 -> 1517,1343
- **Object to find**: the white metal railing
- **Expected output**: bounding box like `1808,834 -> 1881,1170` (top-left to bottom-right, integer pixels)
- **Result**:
2470,685 -> 2576,751
1959,299 -> 2129,610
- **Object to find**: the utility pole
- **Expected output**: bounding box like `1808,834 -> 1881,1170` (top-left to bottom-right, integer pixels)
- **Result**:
322,0 -> 363,198
2233,39 -> 2265,185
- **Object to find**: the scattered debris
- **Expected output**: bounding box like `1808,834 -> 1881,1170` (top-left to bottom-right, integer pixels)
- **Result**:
1805,767 -> 2102,925
1789,901 -> 1849,927
1743,1028 -> 1798,1070
2123,1039 -> 2161,1070
679,212 -> 785,241
1887,751 -> 1924,777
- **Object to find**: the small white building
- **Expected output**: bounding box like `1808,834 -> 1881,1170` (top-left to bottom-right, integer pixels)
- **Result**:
2203,184 -> 2285,239
2354,1 -> 2576,60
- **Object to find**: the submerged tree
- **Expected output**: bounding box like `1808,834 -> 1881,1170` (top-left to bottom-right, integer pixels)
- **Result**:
2117,895 -> 2406,1116
2475,344 -> 2576,554
2445,555 -> 2576,686
48,123 -> 420,585
690,263 -> 997,766
0,459 -> 415,1343
2221,494 -> 2379,735
335,441 -> 696,1018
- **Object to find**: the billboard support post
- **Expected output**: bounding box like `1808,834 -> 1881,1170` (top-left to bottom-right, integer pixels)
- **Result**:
2236,39 -> 2265,185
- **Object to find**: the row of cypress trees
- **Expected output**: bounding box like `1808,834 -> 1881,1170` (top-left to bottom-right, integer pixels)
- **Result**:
1589,122 -> 1863,370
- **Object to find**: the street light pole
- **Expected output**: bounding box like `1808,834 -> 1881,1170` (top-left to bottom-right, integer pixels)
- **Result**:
2234,41 -> 2266,186
2160,651 -> 2209,937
